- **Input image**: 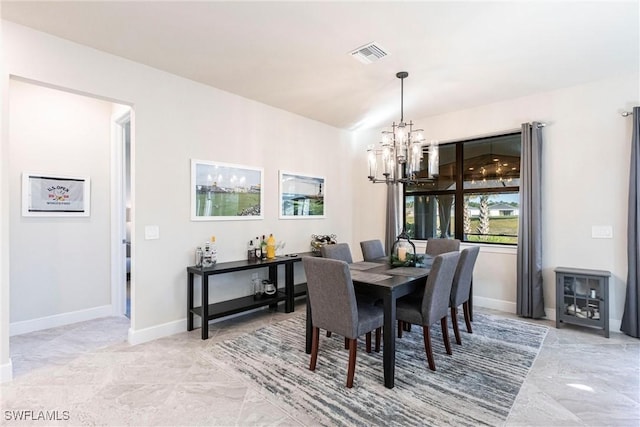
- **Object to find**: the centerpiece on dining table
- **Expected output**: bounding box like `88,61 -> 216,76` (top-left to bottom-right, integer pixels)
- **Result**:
390,229 -> 423,267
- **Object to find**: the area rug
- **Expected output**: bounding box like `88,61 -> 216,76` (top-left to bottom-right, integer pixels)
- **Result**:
206,312 -> 548,426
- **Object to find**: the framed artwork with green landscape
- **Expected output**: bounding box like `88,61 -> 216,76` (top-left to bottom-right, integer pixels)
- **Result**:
191,159 -> 263,221
279,171 -> 325,219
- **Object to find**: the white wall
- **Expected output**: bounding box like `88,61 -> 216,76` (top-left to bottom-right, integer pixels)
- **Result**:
8,79 -> 113,326
0,9 -> 14,382
353,73 -> 639,327
1,22 -> 354,348
1,19 -> 637,374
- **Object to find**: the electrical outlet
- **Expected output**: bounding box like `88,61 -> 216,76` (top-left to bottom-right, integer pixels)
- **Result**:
591,225 -> 613,239
144,225 -> 160,240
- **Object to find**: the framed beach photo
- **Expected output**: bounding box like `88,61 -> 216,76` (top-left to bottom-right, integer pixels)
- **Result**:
279,171 -> 325,219
191,159 -> 264,221
22,172 -> 91,217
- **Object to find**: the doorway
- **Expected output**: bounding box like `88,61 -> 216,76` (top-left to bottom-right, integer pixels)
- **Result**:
114,110 -> 132,319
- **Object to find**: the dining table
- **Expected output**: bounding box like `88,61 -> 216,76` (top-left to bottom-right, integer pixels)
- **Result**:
304,256 -> 434,389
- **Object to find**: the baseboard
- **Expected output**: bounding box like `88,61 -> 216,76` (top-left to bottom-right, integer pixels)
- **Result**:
474,298 -> 624,334
10,305 -> 113,336
473,296 -> 517,314
0,359 -> 13,383
128,318 -> 186,346
127,306 -> 272,345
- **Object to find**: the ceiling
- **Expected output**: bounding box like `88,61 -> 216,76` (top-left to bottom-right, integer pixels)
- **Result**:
2,1 -> 638,131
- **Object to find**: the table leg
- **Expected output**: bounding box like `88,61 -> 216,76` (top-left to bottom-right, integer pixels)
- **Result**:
201,274 -> 209,340
187,272 -> 194,331
285,261 -> 294,313
305,301 -> 312,354
269,265 -> 278,310
383,294 -> 396,389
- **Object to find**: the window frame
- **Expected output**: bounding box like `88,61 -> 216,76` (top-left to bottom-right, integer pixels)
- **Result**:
404,131 -> 521,245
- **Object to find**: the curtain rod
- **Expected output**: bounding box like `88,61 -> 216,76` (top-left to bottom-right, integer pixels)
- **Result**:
434,122 -> 546,145
621,111 -> 633,117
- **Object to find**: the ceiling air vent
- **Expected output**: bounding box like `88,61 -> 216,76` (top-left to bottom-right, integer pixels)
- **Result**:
350,42 -> 388,64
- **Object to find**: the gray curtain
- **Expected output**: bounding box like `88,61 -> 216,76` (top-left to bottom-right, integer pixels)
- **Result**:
517,122 -> 545,318
385,183 -> 400,254
621,106 -> 640,338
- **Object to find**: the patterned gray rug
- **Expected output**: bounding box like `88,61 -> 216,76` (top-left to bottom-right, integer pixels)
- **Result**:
207,312 -> 548,426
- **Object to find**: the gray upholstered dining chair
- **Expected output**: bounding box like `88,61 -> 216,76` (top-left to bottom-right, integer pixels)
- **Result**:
320,243 -> 353,263
425,238 -> 460,256
396,252 -> 459,371
319,242 -> 379,346
449,246 -> 480,345
302,257 -> 384,388
360,239 -> 386,261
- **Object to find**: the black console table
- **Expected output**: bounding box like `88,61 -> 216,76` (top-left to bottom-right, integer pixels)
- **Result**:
187,253 -> 311,340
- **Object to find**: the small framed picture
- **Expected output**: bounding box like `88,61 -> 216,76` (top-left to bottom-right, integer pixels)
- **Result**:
279,171 -> 325,219
22,172 -> 91,217
191,159 -> 264,221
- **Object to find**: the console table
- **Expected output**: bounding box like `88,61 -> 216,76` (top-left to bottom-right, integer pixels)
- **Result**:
187,253 -> 311,339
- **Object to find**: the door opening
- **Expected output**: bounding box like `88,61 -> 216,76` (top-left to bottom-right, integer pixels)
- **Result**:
113,109 -> 132,319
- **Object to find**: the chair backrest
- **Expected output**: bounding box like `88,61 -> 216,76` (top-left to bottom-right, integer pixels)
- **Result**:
320,243 -> 353,263
302,257 -> 358,338
360,239 -> 385,261
450,246 -> 480,307
425,238 -> 460,256
421,252 -> 460,325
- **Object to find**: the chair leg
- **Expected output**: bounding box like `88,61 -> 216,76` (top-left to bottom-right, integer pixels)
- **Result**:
441,317 -> 452,355
422,325 -> 436,371
375,327 -> 381,352
398,320 -> 403,338
310,326 -> 320,371
346,338 -> 357,388
344,337 -> 349,349
366,332 -> 372,353
404,323 -> 412,332
326,331 -> 332,338
463,301 -> 473,334
451,306 -> 462,345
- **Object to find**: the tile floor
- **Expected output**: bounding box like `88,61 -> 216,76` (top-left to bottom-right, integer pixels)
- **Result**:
1,302 -> 639,426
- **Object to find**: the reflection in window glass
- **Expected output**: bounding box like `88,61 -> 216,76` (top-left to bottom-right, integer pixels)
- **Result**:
403,131 -> 521,245
463,134 -> 520,189
406,143 -> 456,193
463,193 -> 519,244
406,195 -> 455,240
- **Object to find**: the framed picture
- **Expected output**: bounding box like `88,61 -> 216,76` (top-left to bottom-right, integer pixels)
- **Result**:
279,171 -> 325,219
191,159 -> 264,221
22,172 -> 91,217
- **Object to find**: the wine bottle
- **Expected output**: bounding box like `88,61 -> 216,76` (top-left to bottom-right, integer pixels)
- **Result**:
260,235 -> 267,260
255,236 -> 262,259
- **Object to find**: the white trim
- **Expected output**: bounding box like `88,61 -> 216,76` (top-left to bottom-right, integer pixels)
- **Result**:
128,318 -> 186,345
9,305 -> 112,336
127,306 -> 270,345
111,110 -> 130,317
473,295 -> 517,314
0,359 -> 13,383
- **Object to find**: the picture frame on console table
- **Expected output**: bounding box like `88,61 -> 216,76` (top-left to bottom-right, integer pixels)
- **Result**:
22,172 -> 91,217
279,171 -> 325,219
191,159 -> 264,221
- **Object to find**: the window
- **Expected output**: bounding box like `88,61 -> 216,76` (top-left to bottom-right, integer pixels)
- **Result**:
405,132 -> 521,244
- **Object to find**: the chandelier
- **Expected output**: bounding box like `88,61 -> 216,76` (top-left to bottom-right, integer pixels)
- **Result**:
367,72 -> 438,184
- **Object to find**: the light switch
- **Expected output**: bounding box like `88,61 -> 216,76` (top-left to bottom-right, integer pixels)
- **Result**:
591,225 -> 613,239
145,225 -> 160,240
